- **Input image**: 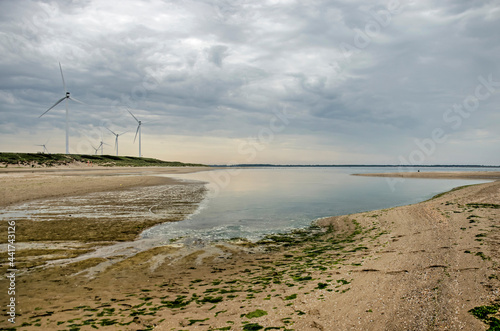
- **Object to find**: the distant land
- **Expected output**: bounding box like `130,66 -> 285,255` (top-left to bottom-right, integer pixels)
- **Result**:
0,152 -> 207,168
1,153 -> 498,169
211,164 -> 500,168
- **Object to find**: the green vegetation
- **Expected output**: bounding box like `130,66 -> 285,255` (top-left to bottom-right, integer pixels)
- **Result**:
475,252 -> 490,260
160,295 -> 191,308
245,309 -> 268,319
21,217 -> 380,329
197,296 -> 224,304
292,275 -> 312,282
0,152 -> 206,167
242,323 -> 264,330
428,185 -> 473,200
188,318 -> 209,325
467,203 -> 500,209
317,282 -> 328,289
469,305 -> 500,330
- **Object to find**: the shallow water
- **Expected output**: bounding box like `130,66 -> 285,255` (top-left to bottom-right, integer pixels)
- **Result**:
141,167 -> 494,242
2,166 -> 496,264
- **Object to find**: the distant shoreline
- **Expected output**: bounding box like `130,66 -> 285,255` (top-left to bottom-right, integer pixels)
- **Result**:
0,165 -> 211,174
354,171 -> 500,180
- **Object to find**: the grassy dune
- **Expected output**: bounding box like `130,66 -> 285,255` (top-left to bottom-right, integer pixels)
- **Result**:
0,152 -> 206,167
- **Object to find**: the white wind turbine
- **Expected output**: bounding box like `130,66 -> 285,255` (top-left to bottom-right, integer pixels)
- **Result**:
39,62 -> 83,154
97,141 -> 104,155
127,110 -> 144,157
97,141 -> 106,155
35,141 -> 49,154
97,130 -> 109,155
106,127 -> 127,156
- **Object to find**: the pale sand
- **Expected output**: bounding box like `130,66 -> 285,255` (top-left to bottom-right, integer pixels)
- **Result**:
354,170 -> 500,180
0,166 -> 209,207
0,170 -> 499,330
0,166 -> 210,247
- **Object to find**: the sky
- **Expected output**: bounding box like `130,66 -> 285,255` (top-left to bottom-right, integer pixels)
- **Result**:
0,0 -> 499,165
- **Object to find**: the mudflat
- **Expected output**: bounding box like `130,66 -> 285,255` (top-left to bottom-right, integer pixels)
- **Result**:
0,166 -> 210,207
0,170 -> 498,330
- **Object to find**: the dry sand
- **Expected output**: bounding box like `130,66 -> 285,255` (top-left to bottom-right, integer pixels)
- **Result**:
0,170 -> 499,330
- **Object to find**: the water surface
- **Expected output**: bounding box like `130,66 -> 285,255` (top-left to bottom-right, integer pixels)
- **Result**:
142,167 -> 493,242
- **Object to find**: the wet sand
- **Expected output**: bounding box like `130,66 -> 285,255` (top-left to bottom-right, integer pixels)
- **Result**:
0,166 -> 210,207
0,170 -> 499,330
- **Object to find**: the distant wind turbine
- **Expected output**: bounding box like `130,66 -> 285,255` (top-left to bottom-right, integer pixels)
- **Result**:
35,142 -> 49,154
97,129 -> 109,155
91,144 -> 100,155
127,110 -> 144,157
39,62 -> 83,154
97,141 -> 107,155
106,127 -> 127,156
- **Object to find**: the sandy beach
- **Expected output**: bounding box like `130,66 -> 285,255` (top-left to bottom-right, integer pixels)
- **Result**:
0,166 -> 211,207
1,169 -> 499,330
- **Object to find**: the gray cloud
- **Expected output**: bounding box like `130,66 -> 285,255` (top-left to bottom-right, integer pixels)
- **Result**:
0,0 -> 499,164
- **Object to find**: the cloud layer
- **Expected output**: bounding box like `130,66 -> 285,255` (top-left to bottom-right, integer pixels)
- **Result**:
0,0 -> 499,164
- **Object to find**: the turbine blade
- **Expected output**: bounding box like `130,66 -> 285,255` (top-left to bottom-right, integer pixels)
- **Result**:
127,109 -> 139,123
68,96 -> 84,104
134,125 -> 140,143
105,127 -> 117,135
39,97 -> 66,117
59,62 -> 66,93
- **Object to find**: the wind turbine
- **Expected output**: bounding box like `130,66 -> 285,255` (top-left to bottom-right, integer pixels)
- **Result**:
98,141 -> 106,155
39,62 -> 83,154
127,110 -> 143,157
106,127 -> 127,156
91,144 -> 100,155
35,143 -> 49,154
97,129 -> 109,155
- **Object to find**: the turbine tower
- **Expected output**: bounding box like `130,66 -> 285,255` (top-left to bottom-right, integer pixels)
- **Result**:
127,110 -> 143,157
96,129 -> 109,155
39,63 -> 83,154
106,127 -> 127,156
98,141 -> 106,155
97,140 -> 104,155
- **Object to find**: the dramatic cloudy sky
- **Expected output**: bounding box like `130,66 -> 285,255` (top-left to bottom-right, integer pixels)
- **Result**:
0,0 -> 499,165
